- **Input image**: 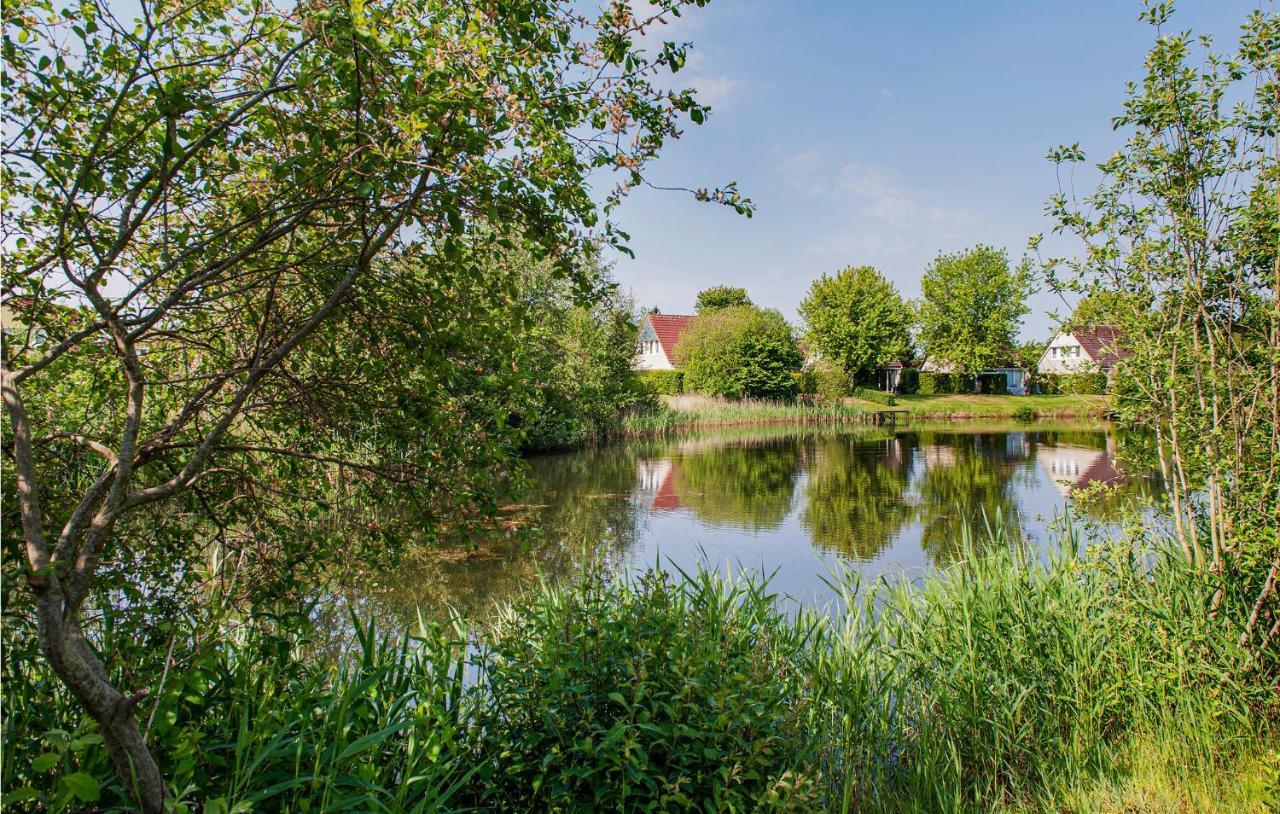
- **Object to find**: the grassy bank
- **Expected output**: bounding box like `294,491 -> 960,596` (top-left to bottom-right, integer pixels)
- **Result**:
888,392 -> 1108,419
620,393 -> 1108,438
5,532 -> 1275,812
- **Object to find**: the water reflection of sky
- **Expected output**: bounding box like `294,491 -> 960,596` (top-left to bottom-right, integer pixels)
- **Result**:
363,423 -> 1162,623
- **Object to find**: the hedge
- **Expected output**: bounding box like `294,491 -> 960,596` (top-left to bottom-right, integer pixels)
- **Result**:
898,368 -> 920,395
637,369 -> 683,395
1039,372 -> 1107,395
853,387 -> 896,406
918,372 -> 971,395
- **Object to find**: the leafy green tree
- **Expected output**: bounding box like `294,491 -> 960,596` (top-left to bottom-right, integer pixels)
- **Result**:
1037,1 -> 1278,626
675,306 -> 803,400
0,0 -> 736,806
1065,290 -> 1146,329
694,285 -> 753,313
799,265 -> 913,384
918,246 -> 1031,374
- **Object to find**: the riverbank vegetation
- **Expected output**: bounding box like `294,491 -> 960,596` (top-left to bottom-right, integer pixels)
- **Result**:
5,533 -> 1275,812
3,0 -> 1277,811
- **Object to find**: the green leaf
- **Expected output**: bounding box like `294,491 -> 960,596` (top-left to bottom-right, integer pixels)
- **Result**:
61,772 -> 100,803
32,753 -> 60,772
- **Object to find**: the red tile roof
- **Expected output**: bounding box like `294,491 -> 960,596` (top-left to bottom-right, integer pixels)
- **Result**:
646,314 -> 696,366
1072,325 -> 1131,367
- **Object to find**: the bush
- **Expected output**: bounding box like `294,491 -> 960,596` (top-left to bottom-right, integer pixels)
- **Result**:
472,571 -> 822,812
1039,372 -> 1108,395
676,306 -> 803,401
811,358 -> 851,402
919,371 -> 971,394
853,387 -> 896,406
898,367 -> 920,394
637,369 -> 684,395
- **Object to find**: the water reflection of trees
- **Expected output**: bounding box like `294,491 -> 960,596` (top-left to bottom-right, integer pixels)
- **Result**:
330,445 -> 646,626
910,431 -> 1029,563
801,432 -> 915,560
670,438 -> 803,530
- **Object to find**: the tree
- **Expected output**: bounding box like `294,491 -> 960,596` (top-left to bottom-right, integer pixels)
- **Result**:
675,306 -> 802,400
1036,1 -> 1278,644
917,246 -> 1030,373
0,0 -> 740,807
1065,290 -> 1146,329
695,285 -> 752,313
799,265 -> 912,384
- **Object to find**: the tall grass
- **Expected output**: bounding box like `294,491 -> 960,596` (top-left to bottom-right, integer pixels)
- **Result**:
622,395 -> 869,437
4,527 -> 1276,812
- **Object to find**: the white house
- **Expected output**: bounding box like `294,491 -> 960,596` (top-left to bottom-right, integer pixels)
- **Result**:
634,313 -> 696,371
1038,325 -> 1130,375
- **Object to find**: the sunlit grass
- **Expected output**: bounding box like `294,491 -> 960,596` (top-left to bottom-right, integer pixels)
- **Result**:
890,393 -> 1109,418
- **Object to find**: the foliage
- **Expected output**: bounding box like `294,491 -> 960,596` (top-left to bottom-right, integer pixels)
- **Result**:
1039,372 -> 1108,396
675,306 -> 803,401
810,358 -> 852,401
471,569 -> 822,812
917,246 -> 1031,373
897,368 -> 920,395
918,372 -> 970,395
1037,1 -> 1279,615
637,369 -> 685,396
0,0 -> 737,804
621,398 -> 868,437
505,248 -> 651,451
1065,291 -> 1144,330
852,387 -> 896,407
694,285 -> 753,313
799,266 -> 913,382
3,535 -> 1274,812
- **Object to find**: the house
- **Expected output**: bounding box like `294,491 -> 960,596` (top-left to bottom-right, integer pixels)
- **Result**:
1038,325 -> 1130,375
634,313 -> 696,371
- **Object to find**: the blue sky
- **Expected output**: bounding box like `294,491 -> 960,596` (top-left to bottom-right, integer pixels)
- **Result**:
607,0 -> 1264,338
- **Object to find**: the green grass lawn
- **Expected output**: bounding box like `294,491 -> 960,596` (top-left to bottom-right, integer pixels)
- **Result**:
859,393 -> 1109,418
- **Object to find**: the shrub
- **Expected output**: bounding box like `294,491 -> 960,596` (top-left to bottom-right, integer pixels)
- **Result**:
853,387 -> 896,406
811,358 -> 851,402
472,570 -> 822,812
919,371 -> 971,394
676,306 -> 803,401
1039,372 -> 1108,395
1013,404 -> 1037,422
899,367 -> 920,394
637,369 -> 684,395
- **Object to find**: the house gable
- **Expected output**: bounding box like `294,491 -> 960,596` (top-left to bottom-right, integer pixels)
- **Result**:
634,314 -> 695,371
1038,326 -> 1130,374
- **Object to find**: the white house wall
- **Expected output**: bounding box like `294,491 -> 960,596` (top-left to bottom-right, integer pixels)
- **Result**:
1038,332 -> 1096,374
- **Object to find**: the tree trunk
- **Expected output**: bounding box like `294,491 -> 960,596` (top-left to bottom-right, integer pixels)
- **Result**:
37,603 -> 165,813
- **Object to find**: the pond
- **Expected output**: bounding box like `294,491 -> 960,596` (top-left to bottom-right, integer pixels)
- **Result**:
359,421 -> 1162,621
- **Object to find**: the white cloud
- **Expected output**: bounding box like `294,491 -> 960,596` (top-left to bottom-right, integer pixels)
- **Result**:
681,52 -> 743,111
775,150 -> 981,291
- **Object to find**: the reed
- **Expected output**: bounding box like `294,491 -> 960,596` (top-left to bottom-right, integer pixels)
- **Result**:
621,396 -> 870,438
4,527 -> 1275,812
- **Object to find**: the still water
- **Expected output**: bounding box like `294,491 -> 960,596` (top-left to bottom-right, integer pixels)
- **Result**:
364,422 -> 1160,620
